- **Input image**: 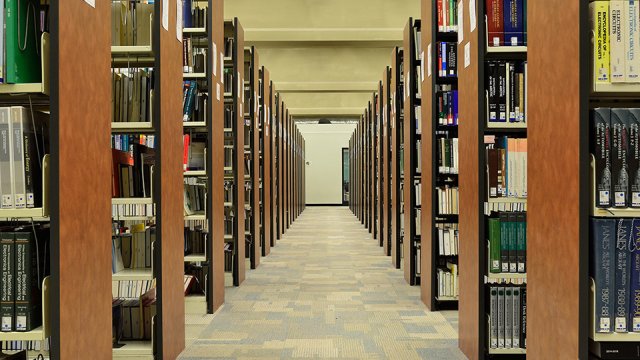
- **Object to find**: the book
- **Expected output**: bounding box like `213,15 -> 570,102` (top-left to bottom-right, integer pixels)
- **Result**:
615,218 -> 632,332
0,233 -> 13,331
5,0 -> 42,84
626,1 -> 640,81
503,0 -> 524,46
0,108 -> 12,209
610,1 -> 626,82
497,286 -> 505,348
592,218 -> 616,333
490,286 -> 498,348
630,218 -> 640,332
14,231 -> 44,331
489,217 -> 501,273
513,287 -> 521,348
612,109 -> 630,207
592,108 -> 612,208
520,287 -> 527,347
486,0 -> 504,47
591,2 -> 610,83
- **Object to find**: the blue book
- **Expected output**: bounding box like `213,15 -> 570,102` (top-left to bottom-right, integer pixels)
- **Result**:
503,0 -> 524,46
629,219 -> 640,332
183,0 -> 193,28
592,218 -> 616,333
452,90 -> 458,125
441,43 -> 447,78
615,219 -> 632,332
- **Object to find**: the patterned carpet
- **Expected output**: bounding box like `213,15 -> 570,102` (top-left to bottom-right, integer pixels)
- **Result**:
180,206 -> 464,360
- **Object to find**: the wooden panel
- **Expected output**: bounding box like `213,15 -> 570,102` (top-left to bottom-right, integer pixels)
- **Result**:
457,0 -> 480,358
234,19 -> 246,286
252,49 -> 261,268
390,48 -> 401,269
210,0 -> 225,312
263,72 -> 272,256
377,82 -> 384,249
285,110 -> 290,230
374,92 -> 380,242
528,1 -> 583,359
277,98 -> 284,239
270,82 -> 278,247
402,20 -> 413,284
55,2 -> 112,358
420,0 -> 434,310
159,0 -> 186,357
382,68 -> 391,256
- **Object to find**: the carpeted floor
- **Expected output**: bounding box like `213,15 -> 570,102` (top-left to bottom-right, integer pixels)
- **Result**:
179,206 -> 464,360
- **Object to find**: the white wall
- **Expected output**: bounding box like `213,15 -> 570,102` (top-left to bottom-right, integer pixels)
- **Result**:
298,123 -> 357,205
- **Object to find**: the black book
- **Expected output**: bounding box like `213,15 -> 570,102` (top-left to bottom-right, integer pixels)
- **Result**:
509,62 -> 516,122
520,286 -> 527,348
592,108 -> 612,208
447,43 -> 457,77
498,62 -> 507,122
612,108 -> 630,207
628,109 -> 640,207
487,62 -> 498,123
14,230 -> 45,332
0,232 -> 13,331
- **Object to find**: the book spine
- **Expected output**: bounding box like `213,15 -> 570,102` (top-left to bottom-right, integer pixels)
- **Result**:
14,231 -> 39,331
497,286 -> 505,348
592,108 -> 612,208
520,286 -> 527,347
517,212 -> 526,273
184,81 -> 197,122
438,0 -> 443,32
592,218 -> 615,333
0,232 -> 13,331
630,218 -> 640,332
615,219 -> 632,332
505,286 -> 513,348
508,62 -> 516,122
0,108 -> 12,208
629,110 -> 640,207
611,1 -> 626,82
448,43 -> 456,77
488,62 -> 498,122
500,213 -> 509,273
498,62 -> 507,122
490,286 -> 498,348
612,108 -> 630,207
513,287 -> 521,348
508,213 -> 517,273
486,0 -> 504,47
627,1 -> 640,82
441,43 -> 447,77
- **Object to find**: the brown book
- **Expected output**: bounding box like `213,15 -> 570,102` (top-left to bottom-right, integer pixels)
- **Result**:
487,148 -> 499,198
498,149 -> 506,197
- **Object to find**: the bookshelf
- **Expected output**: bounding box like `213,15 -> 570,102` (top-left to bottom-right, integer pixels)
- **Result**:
277,98 -> 285,240
244,46 -> 261,269
224,18 -> 246,287
403,18 -> 422,286
367,103 -> 372,234
261,68 -> 272,257
376,84 -> 384,248
456,0 -> 528,358
390,47 -> 404,269
420,0 -> 460,311
284,110 -> 290,231
371,95 -> 379,242
382,67 -> 392,256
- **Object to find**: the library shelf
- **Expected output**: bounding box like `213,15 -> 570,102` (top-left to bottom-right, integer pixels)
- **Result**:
183,28 -> 207,34
111,122 -> 154,133
112,197 -> 153,205
184,255 -> 207,263
184,214 -> 207,221
488,348 -> 527,355
485,46 -> 527,54
183,72 -> 206,79
112,340 -> 153,360
486,198 -> 527,204
112,268 -> 153,281
486,122 -> 527,129
183,121 -> 207,129
184,170 -> 207,177
435,296 -> 459,302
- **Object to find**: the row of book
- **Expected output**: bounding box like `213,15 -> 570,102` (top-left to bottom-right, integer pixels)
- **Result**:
592,108 -> 640,208
437,87 -> 458,126
183,80 -> 208,123
224,68 -> 234,93
112,279 -> 155,300
112,69 -> 154,124
437,137 -> 459,175
591,1 -> 640,84
184,227 -> 206,257
182,134 -> 206,171
0,107 -> 48,210
437,42 -> 457,78
111,2 -> 152,47
437,186 -> 459,215
0,227 -> 49,332
437,0 -> 459,33
112,288 -> 155,342
224,243 -> 233,272
185,264 -> 208,295
112,144 -> 155,199
416,208 -> 422,237
415,182 -> 422,207
112,134 -> 155,152
112,203 -> 155,218
592,218 -> 640,333
437,263 -> 458,298
112,225 -> 155,273
488,212 -> 526,274
487,61 -> 527,124
416,140 -> 422,174
437,223 -> 459,256
488,285 -> 527,349
486,0 -> 527,47
1,339 -> 49,352
486,136 -> 527,199
182,0 -> 208,29
224,181 -> 234,203
182,38 -> 207,74
184,179 -> 206,216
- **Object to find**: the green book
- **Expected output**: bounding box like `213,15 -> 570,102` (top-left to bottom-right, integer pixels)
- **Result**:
0,232 -> 13,331
488,217 -> 501,273
500,213 -> 509,273
508,213 -> 518,273
517,213 -> 527,273
5,0 -> 42,84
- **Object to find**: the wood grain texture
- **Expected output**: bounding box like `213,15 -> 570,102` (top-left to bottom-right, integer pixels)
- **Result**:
159,0 -> 186,357
210,0 -> 225,313
263,73 -> 272,256
382,69 -> 391,256
251,49 -> 261,269
234,19 -> 246,286
420,0 -> 434,310
390,48 -> 401,269
286,110 -> 290,229
528,1 -> 582,358
402,19 -> 414,285
279,100 -> 284,238
271,85 -> 279,245
457,0 -> 480,357
55,2 -> 112,358
375,91 -> 381,244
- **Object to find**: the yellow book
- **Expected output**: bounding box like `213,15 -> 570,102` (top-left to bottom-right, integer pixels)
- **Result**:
591,1 -> 610,83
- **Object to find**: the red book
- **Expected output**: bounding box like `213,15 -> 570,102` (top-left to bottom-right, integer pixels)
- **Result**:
112,149 -> 134,198
486,0 -> 504,47
183,134 -> 190,171
438,0 -> 443,32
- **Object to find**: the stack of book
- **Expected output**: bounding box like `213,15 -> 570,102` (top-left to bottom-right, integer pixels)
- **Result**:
437,137 -> 459,174
112,70 -> 154,124
183,179 -> 206,216
182,40 -> 207,74
184,264 -> 208,296
486,0 -> 527,47
112,281 -> 156,342
436,86 -> 458,126
111,225 -> 155,273
111,2 -> 153,47
182,135 -> 206,171
437,42 -> 457,78
437,186 -> 459,215
488,285 -> 527,350
486,61 -> 528,125
488,212 -> 527,274
486,136 -> 527,200
437,262 -> 458,298
437,0 -> 459,33
182,0 -> 208,28
184,227 -> 206,257
437,223 -> 459,256
111,142 -> 155,199
183,81 -> 207,123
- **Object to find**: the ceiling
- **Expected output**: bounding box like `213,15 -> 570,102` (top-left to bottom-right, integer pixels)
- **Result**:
224,0 -> 420,119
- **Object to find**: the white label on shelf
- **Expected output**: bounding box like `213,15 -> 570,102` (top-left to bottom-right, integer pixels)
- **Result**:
84,0 -> 95,7
176,0 -> 183,41
469,0 -> 477,32
220,52 -> 225,83
162,0 -> 169,30
464,42 -> 471,68
427,44 -> 432,78
420,51 -> 425,83
216,83 -> 221,101
213,43 -> 218,77
458,0 -> 464,44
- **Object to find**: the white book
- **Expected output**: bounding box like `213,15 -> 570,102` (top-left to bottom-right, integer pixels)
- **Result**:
11,107 -> 26,209
611,1 -> 627,82
626,1 -> 640,81
438,228 -> 445,255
